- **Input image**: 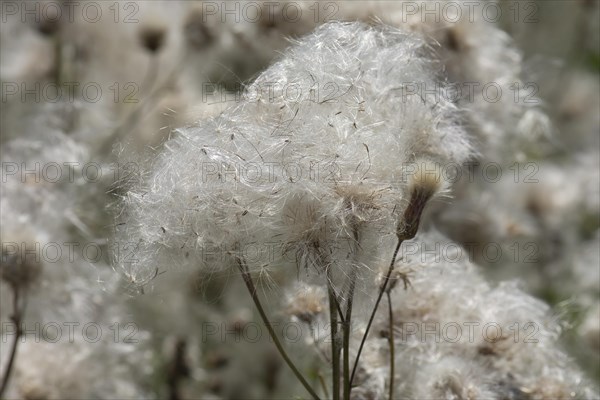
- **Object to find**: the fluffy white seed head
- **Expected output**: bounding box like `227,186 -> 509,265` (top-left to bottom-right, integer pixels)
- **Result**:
116,21 -> 472,288
363,233 -> 599,399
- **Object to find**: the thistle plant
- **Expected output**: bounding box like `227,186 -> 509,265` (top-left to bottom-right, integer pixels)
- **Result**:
1,1 -> 599,398
116,21 -> 469,399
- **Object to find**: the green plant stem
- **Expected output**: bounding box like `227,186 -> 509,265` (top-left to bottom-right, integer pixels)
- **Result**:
386,291 -> 395,400
349,239 -> 402,387
237,261 -> 320,400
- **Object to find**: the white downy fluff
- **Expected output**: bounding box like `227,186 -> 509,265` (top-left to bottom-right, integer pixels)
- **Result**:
354,233 -> 599,400
116,21 -> 471,290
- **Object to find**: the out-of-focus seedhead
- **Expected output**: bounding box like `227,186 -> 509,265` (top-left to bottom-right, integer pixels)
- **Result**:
139,24 -> 167,54
1,236 -> 42,291
183,9 -> 213,50
286,284 -> 327,325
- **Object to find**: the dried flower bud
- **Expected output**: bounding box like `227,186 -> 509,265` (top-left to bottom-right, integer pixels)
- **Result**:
397,160 -> 443,240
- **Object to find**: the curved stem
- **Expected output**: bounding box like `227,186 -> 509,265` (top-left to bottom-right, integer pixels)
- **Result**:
237,261 -> 320,400
0,287 -> 24,397
349,239 -> 402,387
386,291 -> 395,400
318,371 -> 330,399
99,52 -> 191,156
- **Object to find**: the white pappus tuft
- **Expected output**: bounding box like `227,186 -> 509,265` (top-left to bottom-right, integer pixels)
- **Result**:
115,21 -> 471,290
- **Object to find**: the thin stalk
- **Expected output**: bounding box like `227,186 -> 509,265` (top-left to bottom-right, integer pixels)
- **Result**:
327,266 -> 341,400
167,338 -> 189,400
0,287 -> 24,397
342,266 -> 357,400
99,59 -> 159,155
344,226 -> 360,400
333,291 -> 346,325
386,290 -> 395,400
236,261 -> 320,400
349,165 -> 437,391
318,372 -> 330,399
349,239 -> 402,387
99,52 -> 191,156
